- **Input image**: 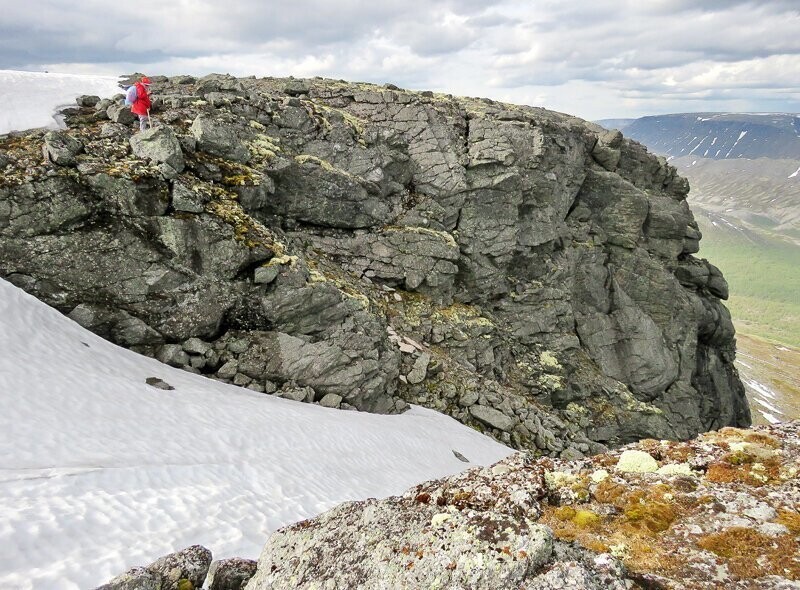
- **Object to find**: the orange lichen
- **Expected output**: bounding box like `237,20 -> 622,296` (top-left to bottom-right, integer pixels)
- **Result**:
696,527 -> 800,579
776,509 -> 800,534
743,432 -> 781,448
593,479 -> 627,505
705,455 -> 781,486
624,500 -> 676,533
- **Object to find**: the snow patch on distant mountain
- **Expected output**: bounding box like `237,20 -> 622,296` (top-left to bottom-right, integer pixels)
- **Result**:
621,113 -> 800,160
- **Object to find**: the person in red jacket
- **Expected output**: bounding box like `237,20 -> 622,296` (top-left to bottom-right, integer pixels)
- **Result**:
124,76 -> 152,132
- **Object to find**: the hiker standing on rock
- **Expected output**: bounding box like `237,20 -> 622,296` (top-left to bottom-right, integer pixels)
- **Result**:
125,76 -> 152,132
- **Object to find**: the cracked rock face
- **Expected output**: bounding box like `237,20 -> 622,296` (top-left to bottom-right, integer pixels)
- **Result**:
0,73 -> 749,452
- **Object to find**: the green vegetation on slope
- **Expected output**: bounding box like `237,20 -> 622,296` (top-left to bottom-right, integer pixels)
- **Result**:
695,212 -> 800,347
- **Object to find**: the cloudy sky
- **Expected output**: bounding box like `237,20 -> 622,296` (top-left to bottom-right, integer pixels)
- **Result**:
3,0 -> 799,119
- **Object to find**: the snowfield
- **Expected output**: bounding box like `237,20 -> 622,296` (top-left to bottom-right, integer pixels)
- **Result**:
0,70 -> 120,134
0,278 -> 511,589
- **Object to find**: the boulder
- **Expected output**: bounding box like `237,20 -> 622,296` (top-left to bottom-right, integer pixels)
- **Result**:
107,102 -> 137,125
283,79 -> 310,96
95,545 -> 212,590
318,393 -> 342,408
130,125 -> 185,172
42,130 -> 83,165
76,94 -> 101,107
206,558 -> 257,590
147,545 -> 212,590
406,352 -> 431,384
470,404 -> 515,432
190,113 -> 251,162
248,495 -> 554,590
94,566 -> 160,590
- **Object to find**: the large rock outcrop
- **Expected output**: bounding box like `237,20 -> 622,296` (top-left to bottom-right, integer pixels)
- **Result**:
0,74 -> 750,452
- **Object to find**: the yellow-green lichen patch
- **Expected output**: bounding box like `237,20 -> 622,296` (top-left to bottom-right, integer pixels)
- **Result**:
218,160 -> 263,188
539,351 -> 561,370
265,254 -> 298,268
382,225 -> 458,249
302,260 -> 372,310
293,154 -> 361,182
571,509 -> 601,529
307,102 -> 368,143
431,302 -> 494,328
204,189 -> 282,253
248,134 -> 282,162
537,374 -> 563,392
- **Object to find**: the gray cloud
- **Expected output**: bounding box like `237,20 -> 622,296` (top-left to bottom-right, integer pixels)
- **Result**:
2,0 -> 799,119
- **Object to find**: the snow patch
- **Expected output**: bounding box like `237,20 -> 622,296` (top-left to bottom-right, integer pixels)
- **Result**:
743,378 -> 777,401
0,279 -> 511,589
789,165 -> 800,179
754,397 -> 783,416
724,130 -> 747,158
0,69 -> 120,134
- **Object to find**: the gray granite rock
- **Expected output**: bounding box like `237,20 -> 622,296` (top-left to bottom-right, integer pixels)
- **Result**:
42,130 -> 83,165
130,125 -> 185,172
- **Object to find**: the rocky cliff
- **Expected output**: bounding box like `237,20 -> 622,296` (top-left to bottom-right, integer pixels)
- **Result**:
0,74 -> 750,454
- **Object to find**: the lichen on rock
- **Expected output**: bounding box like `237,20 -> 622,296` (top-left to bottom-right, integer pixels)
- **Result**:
242,421 -> 799,589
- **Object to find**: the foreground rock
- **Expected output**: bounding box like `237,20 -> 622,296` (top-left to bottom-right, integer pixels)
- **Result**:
207,558 -> 258,590
96,545 -> 212,590
0,74 -> 749,451
246,421 -> 800,589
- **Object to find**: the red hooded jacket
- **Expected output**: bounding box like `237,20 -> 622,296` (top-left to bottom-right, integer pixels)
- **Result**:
131,82 -> 151,116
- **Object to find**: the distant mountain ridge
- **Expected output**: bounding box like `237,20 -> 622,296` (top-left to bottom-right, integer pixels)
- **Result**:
598,113 -> 800,160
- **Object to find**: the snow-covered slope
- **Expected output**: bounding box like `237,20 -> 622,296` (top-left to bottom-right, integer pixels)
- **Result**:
0,278 -> 512,589
0,70 -> 120,134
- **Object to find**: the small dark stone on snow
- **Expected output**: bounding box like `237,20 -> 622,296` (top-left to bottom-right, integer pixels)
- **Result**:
145,377 -> 174,390
452,449 -> 470,463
